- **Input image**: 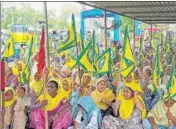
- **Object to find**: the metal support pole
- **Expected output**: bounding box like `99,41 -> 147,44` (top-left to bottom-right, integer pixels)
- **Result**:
114,14 -> 120,42
133,19 -> 136,53
151,24 -> 153,41
0,2 -> 2,129
104,10 -> 107,49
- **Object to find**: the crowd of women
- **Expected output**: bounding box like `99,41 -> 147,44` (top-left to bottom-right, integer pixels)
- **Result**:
2,39 -> 176,129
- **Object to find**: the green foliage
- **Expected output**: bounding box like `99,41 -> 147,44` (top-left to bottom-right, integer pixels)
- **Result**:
1,2 -> 80,30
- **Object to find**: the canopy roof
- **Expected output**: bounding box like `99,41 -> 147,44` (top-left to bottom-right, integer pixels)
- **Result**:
81,1 -> 176,24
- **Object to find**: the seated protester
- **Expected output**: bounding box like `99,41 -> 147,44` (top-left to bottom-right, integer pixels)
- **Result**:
49,67 -> 61,79
79,73 -> 92,96
102,84 -> 146,129
72,68 -> 84,88
144,90 -> 160,112
72,72 -> 92,97
134,68 -> 148,88
142,59 -> 151,68
29,78 -> 72,129
12,60 -> 25,83
6,68 -> 18,89
109,75 -> 124,96
68,96 -> 102,129
71,73 -> 93,118
30,73 -> 43,97
60,66 -> 72,78
11,87 -> 27,129
142,66 -> 153,91
161,65 -> 171,84
144,86 -> 164,112
59,78 -> 72,100
91,78 -> 115,117
143,79 -> 176,129
109,78 -> 118,95
123,73 -> 144,98
4,87 -> 17,129
142,66 -> 164,111
143,96 -> 176,129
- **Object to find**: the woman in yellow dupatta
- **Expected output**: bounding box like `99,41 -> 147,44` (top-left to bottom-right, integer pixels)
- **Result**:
123,73 -> 144,98
102,83 -> 146,129
4,87 -> 17,129
59,78 -> 72,100
79,73 -> 92,96
30,79 -> 72,129
30,73 -> 43,97
12,60 -> 25,82
91,78 -> 115,117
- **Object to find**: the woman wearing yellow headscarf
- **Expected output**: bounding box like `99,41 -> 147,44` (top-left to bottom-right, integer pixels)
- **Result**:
4,87 -> 17,129
102,83 -> 146,129
12,60 -> 25,82
59,78 -> 72,100
123,73 -> 144,97
30,73 -> 43,97
91,78 -> 115,117
30,79 -> 73,129
79,73 -> 92,96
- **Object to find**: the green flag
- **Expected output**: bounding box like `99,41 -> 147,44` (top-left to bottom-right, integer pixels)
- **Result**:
95,48 -> 111,74
164,63 -> 176,100
22,36 -> 34,83
152,46 -> 164,92
77,32 -> 95,72
57,14 -> 77,53
166,63 -> 175,89
120,27 -> 135,77
138,37 -> 143,66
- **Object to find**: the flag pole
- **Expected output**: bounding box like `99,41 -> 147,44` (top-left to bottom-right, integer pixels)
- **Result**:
44,2 -> 50,67
0,2 -> 2,128
75,27 -> 82,85
133,19 -> 136,55
104,10 -> 107,50
44,2 -> 49,129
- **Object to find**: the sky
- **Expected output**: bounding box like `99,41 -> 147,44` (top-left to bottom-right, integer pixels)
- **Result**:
8,2 -> 86,17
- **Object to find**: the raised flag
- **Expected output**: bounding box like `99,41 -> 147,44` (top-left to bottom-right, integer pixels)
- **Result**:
120,27 -> 135,77
95,48 -> 111,74
37,28 -> 45,79
57,14 -> 77,53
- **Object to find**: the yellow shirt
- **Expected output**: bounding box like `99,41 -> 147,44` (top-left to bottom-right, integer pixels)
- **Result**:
91,88 -> 115,110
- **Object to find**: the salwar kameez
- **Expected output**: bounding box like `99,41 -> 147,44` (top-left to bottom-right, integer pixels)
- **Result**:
30,99 -> 72,129
11,97 -> 27,129
102,109 -> 143,129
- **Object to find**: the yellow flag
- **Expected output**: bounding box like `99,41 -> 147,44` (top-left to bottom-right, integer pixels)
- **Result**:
58,14 -> 76,53
77,39 -> 95,72
2,36 -> 15,59
95,48 -> 111,74
120,27 -> 135,77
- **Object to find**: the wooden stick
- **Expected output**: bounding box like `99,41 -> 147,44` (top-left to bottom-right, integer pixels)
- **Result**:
43,2 -> 50,129
43,72 -> 48,129
168,89 -> 171,128
133,19 -> 136,55
75,25 -> 82,85
104,10 -> 107,50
